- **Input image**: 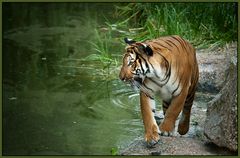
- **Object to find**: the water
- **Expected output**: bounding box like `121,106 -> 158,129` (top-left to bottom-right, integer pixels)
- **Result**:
2,3 -> 215,155
3,3 -> 144,155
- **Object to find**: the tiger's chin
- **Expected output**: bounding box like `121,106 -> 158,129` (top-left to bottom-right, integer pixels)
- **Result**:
129,77 -> 143,91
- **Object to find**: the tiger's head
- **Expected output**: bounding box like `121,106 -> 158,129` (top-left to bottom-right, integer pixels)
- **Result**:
119,38 -> 153,89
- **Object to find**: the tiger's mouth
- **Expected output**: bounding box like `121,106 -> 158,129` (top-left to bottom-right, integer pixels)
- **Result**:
134,77 -> 143,84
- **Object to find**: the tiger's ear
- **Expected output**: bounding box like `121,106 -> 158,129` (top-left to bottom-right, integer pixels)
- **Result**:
124,37 -> 136,45
139,43 -> 153,56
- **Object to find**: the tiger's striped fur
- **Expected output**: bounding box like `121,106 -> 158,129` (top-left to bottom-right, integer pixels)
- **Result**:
119,35 -> 199,145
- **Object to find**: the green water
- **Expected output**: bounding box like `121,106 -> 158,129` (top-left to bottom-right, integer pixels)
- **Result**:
3,3 -> 144,155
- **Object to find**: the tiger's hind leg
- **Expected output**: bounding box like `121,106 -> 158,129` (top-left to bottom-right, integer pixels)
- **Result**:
177,92 -> 195,135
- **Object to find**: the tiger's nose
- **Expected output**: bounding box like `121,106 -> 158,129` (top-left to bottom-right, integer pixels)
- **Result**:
119,73 -> 129,82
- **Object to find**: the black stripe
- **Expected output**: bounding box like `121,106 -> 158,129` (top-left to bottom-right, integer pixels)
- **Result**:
142,82 -> 154,93
171,67 -> 179,85
172,82 -> 180,96
155,52 -> 171,81
163,100 -> 170,105
166,39 -> 181,53
160,63 -> 171,85
172,73 -> 184,96
148,78 -> 163,87
132,50 -> 144,75
154,51 -> 171,86
143,92 -> 154,100
153,41 -> 170,50
138,58 -> 145,75
163,63 -> 171,84
177,77 -> 191,96
170,36 -> 188,52
135,52 -> 150,74
159,43 -> 170,50
148,95 -> 154,100
159,66 -> 171,87
166,39 -> 179,48
149,62 -> 161,78
161,40 -> 173,49
163,104 -> 169,109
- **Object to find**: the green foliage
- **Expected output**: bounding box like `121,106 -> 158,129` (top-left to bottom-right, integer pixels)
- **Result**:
113,3 -> 237,49
84,28 -> 118,67
82,28 -> 119,81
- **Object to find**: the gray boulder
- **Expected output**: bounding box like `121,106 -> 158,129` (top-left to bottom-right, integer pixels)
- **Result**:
197,42 -> 237,93
204,55 -> 237,151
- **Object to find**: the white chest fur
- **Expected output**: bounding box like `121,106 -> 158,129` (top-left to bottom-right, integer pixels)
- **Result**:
143,70 -> 182,102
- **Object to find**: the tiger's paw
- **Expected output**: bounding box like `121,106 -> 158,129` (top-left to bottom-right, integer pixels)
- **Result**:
146,139 -> 159,148
144,124 -> 160,148
159,119 -> 175,137
177,122 -> 189,135
160,131 -> 174,137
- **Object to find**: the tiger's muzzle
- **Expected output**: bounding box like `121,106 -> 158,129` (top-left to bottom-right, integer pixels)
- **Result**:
119,70 -> 142,83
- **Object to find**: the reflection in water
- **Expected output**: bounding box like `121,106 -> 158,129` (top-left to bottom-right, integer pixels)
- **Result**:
3,3 -> 143,155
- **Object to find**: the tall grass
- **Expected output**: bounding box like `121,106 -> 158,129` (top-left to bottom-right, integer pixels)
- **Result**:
114,3 -> 237,49
83,27 -> 119,80
86,29 -> 114,65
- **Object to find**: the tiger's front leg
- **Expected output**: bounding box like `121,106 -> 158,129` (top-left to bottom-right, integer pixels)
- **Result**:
140,91 -> 160,147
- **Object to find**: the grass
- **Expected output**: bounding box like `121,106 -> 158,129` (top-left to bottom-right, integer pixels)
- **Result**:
86,29 -> 114,65
83,3 -> 237,77
113,3 -> 237,49
82,27 -> 119,80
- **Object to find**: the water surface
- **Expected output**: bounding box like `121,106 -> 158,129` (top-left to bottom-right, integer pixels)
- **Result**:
3,3 -> 144,155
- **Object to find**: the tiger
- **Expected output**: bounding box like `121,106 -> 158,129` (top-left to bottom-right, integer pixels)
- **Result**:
119,35 -> 199,147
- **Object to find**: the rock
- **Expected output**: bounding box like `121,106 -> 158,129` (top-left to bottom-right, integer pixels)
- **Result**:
204,53 -> 237,151
120,136 -> 235,155
196,42 -> 237,93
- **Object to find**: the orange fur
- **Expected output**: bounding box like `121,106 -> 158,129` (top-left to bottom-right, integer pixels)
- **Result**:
140,91 -> 159,142
119,35 -> 199,144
